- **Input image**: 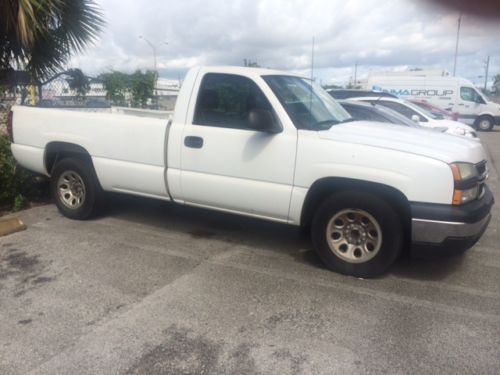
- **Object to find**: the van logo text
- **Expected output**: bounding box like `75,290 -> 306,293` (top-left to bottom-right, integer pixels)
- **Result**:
372,86 -> 454,97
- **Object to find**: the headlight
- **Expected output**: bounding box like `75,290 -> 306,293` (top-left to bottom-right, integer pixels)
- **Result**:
449,162 -> 479,205
450,162 -> 478,181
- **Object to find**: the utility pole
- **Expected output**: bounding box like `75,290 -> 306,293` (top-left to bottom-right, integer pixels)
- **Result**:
453,13 -> 462,76
484,55 -> 490,91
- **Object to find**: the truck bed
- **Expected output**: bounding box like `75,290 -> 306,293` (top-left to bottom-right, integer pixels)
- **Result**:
11,106 -> 171,199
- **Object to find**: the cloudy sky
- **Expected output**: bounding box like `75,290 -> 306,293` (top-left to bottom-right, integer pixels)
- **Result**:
71,0 -> 500,87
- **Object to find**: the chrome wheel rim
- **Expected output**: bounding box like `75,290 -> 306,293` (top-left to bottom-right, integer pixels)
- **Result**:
57,171 -> 86,209
479,120 -> 491,130
326,209 -> 382,264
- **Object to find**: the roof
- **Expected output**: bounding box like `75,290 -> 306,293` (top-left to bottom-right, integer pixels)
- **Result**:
196,65 -> 305,79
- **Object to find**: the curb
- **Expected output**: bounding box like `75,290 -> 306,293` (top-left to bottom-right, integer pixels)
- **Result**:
0,217 -> 27,237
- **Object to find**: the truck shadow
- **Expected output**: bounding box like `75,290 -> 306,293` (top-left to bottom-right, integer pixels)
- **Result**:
102,193 -> 465,281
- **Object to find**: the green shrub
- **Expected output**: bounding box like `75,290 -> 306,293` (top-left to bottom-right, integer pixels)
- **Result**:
13,194 -> 28,212
0,135 -> 48,211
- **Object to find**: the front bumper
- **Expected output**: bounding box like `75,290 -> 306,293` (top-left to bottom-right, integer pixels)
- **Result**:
410,185 -> 494,253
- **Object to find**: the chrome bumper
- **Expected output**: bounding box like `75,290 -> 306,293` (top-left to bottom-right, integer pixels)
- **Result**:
412,214 -> 491,244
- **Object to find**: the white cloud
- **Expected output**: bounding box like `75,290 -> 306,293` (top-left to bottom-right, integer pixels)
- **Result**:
72,0 -> 500,86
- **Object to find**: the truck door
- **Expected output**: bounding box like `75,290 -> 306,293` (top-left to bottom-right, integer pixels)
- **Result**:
179,72 -> 297,222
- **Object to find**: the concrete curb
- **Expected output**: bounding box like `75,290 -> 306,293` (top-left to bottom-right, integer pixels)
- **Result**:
0,216 -> 27,237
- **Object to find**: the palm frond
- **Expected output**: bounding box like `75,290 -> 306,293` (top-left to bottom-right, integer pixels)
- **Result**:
0,0 -> 105,82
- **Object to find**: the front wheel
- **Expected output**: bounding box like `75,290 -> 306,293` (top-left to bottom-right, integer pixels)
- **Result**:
311,191 -> 403,278
50,157 -> 102,220
475,116 -> 494,131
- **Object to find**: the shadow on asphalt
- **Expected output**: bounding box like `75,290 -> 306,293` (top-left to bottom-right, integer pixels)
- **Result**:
99,192 -> 464,281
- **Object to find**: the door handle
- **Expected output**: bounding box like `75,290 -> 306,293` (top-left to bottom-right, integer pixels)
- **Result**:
184,136 -> 203,149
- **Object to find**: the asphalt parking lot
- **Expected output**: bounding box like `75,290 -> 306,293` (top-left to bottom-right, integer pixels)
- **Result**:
1,132 -> 500,375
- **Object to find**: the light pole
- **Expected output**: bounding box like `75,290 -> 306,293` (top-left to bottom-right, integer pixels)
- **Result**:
139,35 -> 168,108
453,13 -> 462,77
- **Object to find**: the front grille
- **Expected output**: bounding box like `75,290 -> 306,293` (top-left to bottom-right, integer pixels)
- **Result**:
475,161 -> 488,199
476,160 -> 487,180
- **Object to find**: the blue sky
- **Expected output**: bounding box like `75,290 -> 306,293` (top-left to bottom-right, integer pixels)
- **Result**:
71,0 -> 500,87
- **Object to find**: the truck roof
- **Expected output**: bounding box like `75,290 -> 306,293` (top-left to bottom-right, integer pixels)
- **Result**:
194,65 -> 305,79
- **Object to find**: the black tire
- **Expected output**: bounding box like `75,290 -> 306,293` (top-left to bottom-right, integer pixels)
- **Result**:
474,115 -> 494,132
50,157 -> 102,220
311,191 -> 403,278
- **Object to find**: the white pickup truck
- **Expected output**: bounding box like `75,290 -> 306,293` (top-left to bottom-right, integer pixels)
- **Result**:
8,66 -> 494,277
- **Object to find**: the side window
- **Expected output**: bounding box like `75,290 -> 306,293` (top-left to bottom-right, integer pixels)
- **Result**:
460,87 -> 475,102
376,101 -> 426,122
193,73 -> 273,129
363,109 -> 388,123
460,87 -> 485,104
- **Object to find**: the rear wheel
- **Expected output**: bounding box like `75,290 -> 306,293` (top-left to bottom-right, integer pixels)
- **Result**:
311,191 -> 403,278
50,157 -> 102,220
475,116 -> 494,131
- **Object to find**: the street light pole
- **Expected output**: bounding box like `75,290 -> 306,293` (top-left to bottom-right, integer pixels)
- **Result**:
453,13 -> 462,77
484,55 -> 490,91
139,36 -> 167,108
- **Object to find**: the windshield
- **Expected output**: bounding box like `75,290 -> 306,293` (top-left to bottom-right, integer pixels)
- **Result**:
401,99 -> 439,120
475,88 -> 489,103
263,75 -> 352,130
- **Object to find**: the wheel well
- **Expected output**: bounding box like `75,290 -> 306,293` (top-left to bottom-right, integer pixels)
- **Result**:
475,114 -> 494,123
301,177 -> 411,239
44,142 -> 92,175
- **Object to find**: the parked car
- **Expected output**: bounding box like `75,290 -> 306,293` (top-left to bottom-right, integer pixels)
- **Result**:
327,89 -> 397,100
8,66 -> 493,277
339,100 -> 420,127
348,96 -> 479,139
409,99 -> 459,121
366,74 -> 500,131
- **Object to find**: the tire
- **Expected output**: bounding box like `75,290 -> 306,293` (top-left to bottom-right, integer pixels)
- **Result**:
50,157 -> 102,220
311,191 -> 403,278
475,116 -> 494,131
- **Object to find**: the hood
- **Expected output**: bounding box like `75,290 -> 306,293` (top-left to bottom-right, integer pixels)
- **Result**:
435,119 -> 475,132
319,121 -> 486,164
485,101 -> 500,115
434,119 -> 479,140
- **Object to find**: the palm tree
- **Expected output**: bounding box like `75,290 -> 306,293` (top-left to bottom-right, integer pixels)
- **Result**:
0,0 -> 104,83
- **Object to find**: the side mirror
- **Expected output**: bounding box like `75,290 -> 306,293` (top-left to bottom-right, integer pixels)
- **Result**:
411,114 -> 420,123
247,109 -> 282,133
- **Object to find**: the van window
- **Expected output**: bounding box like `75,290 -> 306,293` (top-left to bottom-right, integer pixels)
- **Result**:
460,87 -> 485,104
193,73 -> 273,129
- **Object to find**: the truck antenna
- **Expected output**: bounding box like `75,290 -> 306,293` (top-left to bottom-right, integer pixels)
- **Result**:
308,36 -> 315,123
310,36 -> 315,83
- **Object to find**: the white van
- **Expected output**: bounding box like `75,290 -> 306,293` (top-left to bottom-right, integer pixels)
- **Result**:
366,75 -> 500,131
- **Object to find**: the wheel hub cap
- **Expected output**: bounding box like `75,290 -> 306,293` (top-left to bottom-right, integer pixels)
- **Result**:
57,171 -> 86,209
326,209 -> 382,264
